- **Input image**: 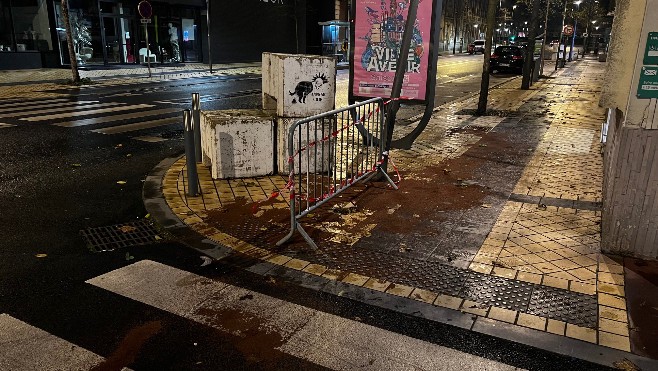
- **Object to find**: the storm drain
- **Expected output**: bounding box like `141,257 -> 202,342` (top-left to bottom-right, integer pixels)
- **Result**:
81,219 -> 161,252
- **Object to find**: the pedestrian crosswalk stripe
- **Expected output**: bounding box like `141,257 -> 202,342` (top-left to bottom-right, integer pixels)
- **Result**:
0,123 -> 15,129
21,104 -> 154,122
54,107 -> 181,128
0,98 -> 72,113
0,314 -> 133,371
87,260 -> 519,371
0,101 -> 102,118
91,117 -> 180,135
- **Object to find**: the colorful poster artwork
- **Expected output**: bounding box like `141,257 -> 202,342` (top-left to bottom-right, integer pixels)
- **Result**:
353,0 -> 432,101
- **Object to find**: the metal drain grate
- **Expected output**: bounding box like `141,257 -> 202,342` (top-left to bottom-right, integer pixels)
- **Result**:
81,219 -> 161,252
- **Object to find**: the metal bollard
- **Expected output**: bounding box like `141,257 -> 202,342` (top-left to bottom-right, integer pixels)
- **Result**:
192,93 -> 202,163
183,109 -> 199,197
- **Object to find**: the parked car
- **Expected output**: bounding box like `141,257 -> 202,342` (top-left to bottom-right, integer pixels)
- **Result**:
490,45 -> 524,73
468,40 -> 486,54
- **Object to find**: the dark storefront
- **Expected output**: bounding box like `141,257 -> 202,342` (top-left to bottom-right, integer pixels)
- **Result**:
206,0 -> 335,63
0,0 -> 205,69
0,0 -> 340,70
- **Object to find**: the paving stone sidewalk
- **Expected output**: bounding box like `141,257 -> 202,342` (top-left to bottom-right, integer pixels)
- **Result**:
152,58 -> 657,367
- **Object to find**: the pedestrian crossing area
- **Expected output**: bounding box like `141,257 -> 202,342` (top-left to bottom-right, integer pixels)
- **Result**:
0,260 -> 520,370
0,98 -> 185,141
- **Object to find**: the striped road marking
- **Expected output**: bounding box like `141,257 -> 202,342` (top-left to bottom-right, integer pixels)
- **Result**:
91,117 -> 180,135
21,104 -> 154,122
0,101 -> 103,118
87,260 -> 521,371
0,123 -> 15,129
54,108 -> 181,128
0,314 -> 132,371
0,98 -> 72,113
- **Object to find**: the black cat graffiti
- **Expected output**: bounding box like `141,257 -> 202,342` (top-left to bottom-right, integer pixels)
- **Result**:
290,73 -> 329,104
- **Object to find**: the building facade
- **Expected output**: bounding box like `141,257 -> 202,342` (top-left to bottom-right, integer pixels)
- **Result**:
0,0 -> 490,70
0,0 -> 208,69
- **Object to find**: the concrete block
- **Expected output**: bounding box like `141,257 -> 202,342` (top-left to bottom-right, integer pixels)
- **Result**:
262,52 -> 336,118
200,109 -> 275,179
277,117 -> 333,174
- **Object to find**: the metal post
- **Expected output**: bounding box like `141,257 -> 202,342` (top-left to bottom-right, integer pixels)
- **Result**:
452,0 -> 457,54
569,20 -> 577,61
145,23 -> 152,78
206,0 -> 212,73
183,109 -> 199,197
555,0 -> 568,70
192,93 -> 202,163
539,0 -> 550,76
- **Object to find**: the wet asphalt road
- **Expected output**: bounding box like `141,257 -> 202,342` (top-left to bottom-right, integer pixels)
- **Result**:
0,55 -> 611,370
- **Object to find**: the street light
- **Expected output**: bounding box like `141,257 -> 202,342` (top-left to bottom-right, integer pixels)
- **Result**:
569,0 -> 582,61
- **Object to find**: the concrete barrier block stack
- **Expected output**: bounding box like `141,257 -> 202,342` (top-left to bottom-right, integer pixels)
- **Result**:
200,109 -> 275,179
261,52 -> 336,174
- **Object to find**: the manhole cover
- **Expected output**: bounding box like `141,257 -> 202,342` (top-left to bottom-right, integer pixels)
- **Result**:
81,219 -> 161,252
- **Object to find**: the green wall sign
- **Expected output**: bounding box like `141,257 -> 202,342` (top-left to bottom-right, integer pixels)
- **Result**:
637,66 -> 658,99
644,32 -> 658,65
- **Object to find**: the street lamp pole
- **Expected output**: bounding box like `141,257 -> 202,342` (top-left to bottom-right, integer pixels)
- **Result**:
452,0 -> 458,54
568,1 -> 581,61
555,0 -> 568,71
539,0 -> 550,75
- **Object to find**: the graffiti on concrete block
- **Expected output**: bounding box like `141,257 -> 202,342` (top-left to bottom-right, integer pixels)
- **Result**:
289,73 -> 329,104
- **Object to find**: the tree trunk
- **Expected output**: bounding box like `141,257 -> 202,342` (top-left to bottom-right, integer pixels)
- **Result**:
476,0 -> 498,115
382,0 -> 419,171
61,0 -> 80,84
521,0 -> 541,90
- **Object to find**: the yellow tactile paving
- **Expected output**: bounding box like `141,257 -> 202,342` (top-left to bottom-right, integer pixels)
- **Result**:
467,61 -> 633,352
162,60 -> 635,354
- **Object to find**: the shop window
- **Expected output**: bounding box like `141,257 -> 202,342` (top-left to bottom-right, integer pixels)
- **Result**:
54,2 -> 102,65
10,0 -> 53,52
0,2 -> 13,52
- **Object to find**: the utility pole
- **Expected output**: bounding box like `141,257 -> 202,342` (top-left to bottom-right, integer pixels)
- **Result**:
477,0 -> 498,115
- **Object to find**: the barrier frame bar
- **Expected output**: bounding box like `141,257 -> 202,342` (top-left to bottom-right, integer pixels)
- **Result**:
276,97 -> 398,249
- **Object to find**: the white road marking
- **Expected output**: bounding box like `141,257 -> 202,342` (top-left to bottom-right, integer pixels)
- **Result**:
0,123 -> 15,128
21,104 -> 154,122
0,98 -> 72,113
91,117 -> 179,134
0,101 -> 102,118
87,260 -> 522,371
55,108 -> 180,128
0,314 -> 132,371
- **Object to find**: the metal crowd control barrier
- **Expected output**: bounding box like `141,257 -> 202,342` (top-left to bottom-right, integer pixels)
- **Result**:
276,97 -> 398,249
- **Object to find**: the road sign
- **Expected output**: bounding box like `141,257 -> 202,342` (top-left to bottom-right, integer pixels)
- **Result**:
563,25 -> 574,36
637,66 -> 658,99
137,1 -> 152,19
140,18 -> 151,24
643,32 -> 658,65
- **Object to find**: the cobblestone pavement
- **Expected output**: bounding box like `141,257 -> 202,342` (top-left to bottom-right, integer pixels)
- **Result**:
157,58 -> 649,359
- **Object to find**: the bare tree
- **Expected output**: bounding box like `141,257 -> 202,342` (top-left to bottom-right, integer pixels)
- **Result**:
477,0 -> 498,115
61,0 -> 80,84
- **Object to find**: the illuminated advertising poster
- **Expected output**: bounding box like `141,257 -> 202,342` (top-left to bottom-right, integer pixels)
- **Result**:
352,0 -> 432,101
